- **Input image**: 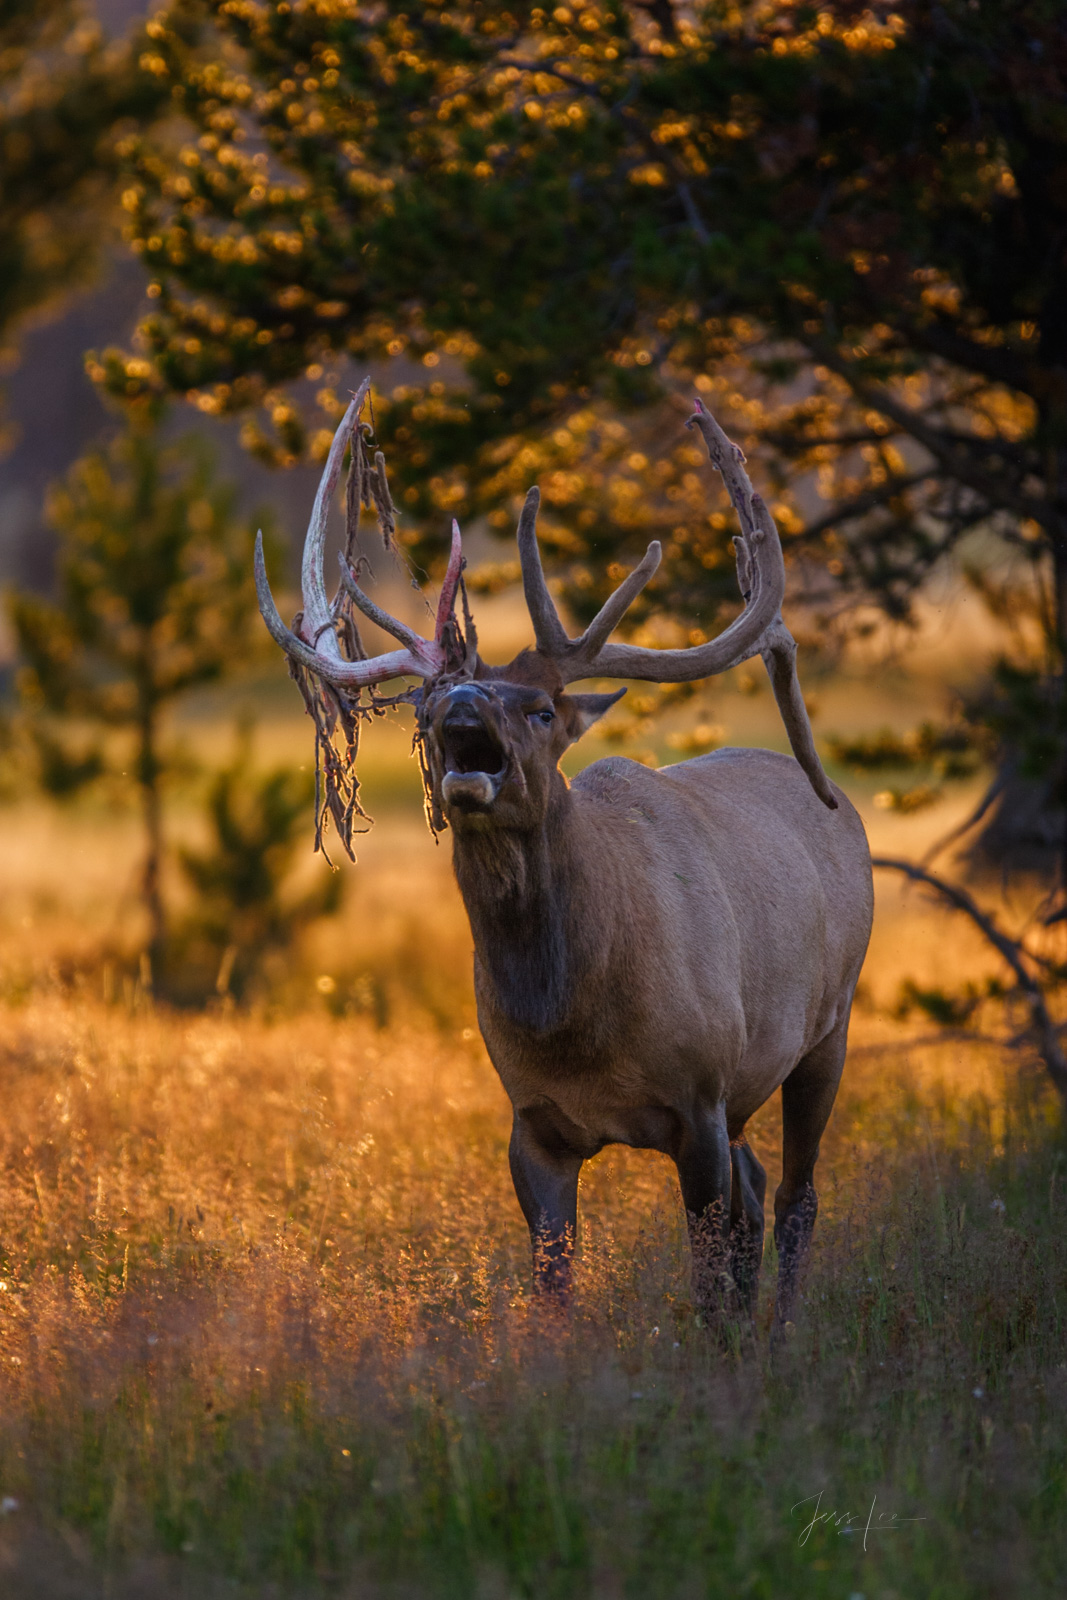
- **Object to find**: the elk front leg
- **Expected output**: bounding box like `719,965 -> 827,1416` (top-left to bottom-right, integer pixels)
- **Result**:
675,1102 -> 733,1323
509,1112 -> 583,1301
729,1139 -> 767,1318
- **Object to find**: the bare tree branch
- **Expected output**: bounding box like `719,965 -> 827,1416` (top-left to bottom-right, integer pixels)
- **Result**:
872,856 -> 1067,1098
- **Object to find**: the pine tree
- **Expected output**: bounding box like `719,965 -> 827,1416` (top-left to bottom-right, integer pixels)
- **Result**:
0,0 -> 173,384
9,413 -> 273,977
98,0 -> 1067,876
175,723 -> 341,1003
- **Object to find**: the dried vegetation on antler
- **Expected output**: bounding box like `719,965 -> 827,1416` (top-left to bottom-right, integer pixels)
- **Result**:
254,378 -> 472,858
254,382 -> 834,858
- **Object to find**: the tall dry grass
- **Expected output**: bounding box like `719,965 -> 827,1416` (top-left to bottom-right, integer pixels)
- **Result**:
0,700 -> 1063,1597
0,948 -> 1063,1595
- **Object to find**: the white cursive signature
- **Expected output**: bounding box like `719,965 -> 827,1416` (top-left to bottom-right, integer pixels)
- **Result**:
792,1491 -> 927,1552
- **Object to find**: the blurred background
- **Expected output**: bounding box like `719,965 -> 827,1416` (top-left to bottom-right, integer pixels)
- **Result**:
1,0 -> 1062,1043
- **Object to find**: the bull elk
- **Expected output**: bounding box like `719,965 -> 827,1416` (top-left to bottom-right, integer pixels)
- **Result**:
255,380 -> 873,1330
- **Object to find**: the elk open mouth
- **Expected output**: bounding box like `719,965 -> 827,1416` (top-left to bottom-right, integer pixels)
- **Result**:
443,721 -> 506,778
439,712 -> 508,809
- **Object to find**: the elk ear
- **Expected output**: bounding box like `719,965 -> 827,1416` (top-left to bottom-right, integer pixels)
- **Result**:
558,688 -> 627,742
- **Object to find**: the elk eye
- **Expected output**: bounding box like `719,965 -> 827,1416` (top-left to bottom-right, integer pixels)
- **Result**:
529,709 -> 554,726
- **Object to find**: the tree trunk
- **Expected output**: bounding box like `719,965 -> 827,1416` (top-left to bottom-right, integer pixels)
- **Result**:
1053,507 -> 1067,896
136,691 -> 165,985
968,445 -> 1067,890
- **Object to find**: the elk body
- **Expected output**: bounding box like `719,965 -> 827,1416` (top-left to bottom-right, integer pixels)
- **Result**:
256,382 -> 873,1328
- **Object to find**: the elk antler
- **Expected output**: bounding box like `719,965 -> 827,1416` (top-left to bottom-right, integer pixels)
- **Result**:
254,378 -> 466,692
516,398 -> 837,808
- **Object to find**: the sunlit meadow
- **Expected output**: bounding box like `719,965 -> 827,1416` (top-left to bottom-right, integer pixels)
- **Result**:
0,611 -> 1064,1599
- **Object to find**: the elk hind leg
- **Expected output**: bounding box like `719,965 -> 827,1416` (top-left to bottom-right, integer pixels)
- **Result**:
729,1139 -> 766,1318
774,1017 -> 848,1332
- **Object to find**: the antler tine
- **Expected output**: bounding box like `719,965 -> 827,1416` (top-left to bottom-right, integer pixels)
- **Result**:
255,379 -> 467,692
575,402 -> 784,681
732,535 -> 754,601
516,398 -> 835,809
516,487 -> 570,653
336,554 -> 438,660
434,519 -> 465,642
516,401 -> 782,687
561,428 -> 786,686
256,531 -> 431,688
255,529 -> 321,668
762,622 -> 838,808
688,397 -> 759,534
300,377 -> 372,661
577,540 -> 662,658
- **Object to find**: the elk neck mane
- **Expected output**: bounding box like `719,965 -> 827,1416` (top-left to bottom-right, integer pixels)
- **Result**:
449,778 -> 583,1036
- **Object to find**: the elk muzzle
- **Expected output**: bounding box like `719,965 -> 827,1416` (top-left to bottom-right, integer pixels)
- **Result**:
434,686 -> 512,811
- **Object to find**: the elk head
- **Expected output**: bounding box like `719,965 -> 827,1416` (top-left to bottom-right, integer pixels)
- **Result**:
418,669 -> 626,838
254,380 -> 836,856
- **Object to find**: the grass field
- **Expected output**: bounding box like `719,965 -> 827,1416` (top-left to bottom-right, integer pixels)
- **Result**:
0,660 -> 1064,1598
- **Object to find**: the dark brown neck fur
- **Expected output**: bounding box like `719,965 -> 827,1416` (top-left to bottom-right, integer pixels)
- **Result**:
450,782 -> 581,1035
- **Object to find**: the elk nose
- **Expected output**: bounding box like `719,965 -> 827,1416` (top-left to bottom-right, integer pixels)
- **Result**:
439,685 -> 488,725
